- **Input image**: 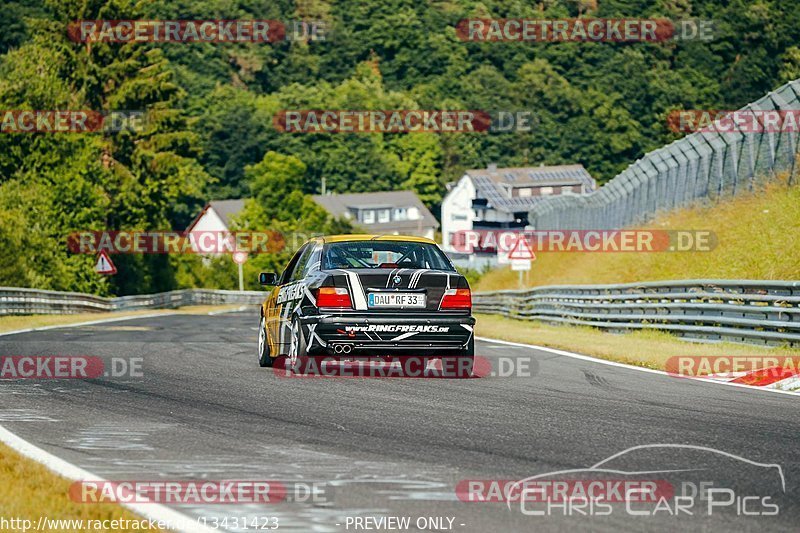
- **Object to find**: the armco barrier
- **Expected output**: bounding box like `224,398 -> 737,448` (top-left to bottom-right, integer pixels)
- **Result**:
0,287 -> 264,316
474,280 -> 800,346
3,283 -> 799,347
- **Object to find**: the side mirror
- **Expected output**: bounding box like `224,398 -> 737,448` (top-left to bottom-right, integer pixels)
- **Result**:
259,272 -> 278,286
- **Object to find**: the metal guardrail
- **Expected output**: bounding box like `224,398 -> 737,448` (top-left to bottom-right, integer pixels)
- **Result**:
527,79 -> 800,230
4,283 -> 800,347
474,280 -> 800,346
0,287 -> 264,316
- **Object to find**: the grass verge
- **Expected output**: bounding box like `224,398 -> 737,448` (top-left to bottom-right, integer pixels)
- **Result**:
0,442 -> 162,532
475,181 -> 800,291
474,313 -> 798,371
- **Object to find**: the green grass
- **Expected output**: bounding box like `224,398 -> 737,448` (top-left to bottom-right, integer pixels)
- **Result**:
474,314 -> 799,371
0,443 -> 162,532
476,180 -> 800,291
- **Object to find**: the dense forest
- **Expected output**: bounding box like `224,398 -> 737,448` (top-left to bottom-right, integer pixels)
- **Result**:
1,0 -> 798,294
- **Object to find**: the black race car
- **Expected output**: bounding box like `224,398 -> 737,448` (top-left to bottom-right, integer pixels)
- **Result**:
257,235 -> 475,374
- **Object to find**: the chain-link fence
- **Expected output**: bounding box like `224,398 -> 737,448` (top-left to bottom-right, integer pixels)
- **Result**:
528,79 -> 800,230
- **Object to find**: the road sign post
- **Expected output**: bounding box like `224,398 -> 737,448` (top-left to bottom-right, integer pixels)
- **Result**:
232,251 -> 248,291
507,235 -> 536,288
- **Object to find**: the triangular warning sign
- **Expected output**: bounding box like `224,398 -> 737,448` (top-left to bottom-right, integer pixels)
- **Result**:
94,251 -> 117,275
507,236 -> 536,261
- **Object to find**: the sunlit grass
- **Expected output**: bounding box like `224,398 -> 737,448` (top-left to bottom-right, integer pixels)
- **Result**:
0,443 -> 162,532
476,180 -> 800,291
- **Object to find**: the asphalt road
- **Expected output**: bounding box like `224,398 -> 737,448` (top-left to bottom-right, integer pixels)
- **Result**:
1,311 -> 798,532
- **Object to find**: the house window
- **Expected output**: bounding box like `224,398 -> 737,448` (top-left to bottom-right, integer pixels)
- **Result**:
561,186 -> 575,195
449,232 -> 466,246
518,188 -> 532,197
378,209 -> 390,223
407,207 -> 419,220
362,210 -> 375,224
394,208 -> 407,221
540,186 -> 554,195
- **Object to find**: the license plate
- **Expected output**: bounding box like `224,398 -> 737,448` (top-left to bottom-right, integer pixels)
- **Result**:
368,292 -> 426,308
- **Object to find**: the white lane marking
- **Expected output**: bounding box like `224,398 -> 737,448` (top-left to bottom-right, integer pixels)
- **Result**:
0,305 -> 252,338
0,409 -> 59,422
476,336 -> 800,398
0,425 -> 217,533
0,312 -> 181,338
207,305 -> 248,316
66,425 -> 165,451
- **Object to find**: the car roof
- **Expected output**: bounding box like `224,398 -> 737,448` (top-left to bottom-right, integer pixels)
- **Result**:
309,234 -> 438,245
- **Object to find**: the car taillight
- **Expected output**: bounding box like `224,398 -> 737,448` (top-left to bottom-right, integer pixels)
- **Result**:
441,288 -> 471,309
316,287 -> 352,308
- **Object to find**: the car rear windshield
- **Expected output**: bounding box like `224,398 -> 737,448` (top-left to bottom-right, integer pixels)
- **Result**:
322,241 -> 456,271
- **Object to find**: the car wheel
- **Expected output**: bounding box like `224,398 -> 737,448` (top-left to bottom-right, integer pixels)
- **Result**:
460,336 -> 475,377
288,317 -> 309,373
258,316 -> 273,367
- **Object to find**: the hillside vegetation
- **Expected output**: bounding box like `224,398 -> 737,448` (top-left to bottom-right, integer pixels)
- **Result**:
2,0 -> 800,294
475,180 -> 800,291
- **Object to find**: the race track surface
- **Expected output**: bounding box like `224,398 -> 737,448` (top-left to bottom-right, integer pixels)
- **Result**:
1,311 -> 797,532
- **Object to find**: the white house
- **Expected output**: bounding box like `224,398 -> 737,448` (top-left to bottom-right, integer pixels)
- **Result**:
187,199 -> 245,234
185,199 -> 246,254
312,191 -> 438,239
441,164 -> 596,255
187,192 -> 438,247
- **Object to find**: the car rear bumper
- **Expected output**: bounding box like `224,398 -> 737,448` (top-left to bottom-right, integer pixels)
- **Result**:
300,313 -> 475,355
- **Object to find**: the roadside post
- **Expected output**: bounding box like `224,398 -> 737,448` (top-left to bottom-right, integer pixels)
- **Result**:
232,251 -> 248,291
507,235 -> 536,288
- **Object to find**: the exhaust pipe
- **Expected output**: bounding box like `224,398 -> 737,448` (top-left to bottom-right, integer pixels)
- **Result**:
332,343 -> 354,354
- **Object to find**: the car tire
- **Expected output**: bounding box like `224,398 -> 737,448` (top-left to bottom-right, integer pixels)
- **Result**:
458,336 -> 475,378
288,316 -> 309,373
258,316 -> 273,367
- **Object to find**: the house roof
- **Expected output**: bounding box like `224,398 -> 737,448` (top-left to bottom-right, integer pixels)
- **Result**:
186,199 -> 246,232
312,191 -> 439,230
464,164 -> 596,213
208,199 -> 246,227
